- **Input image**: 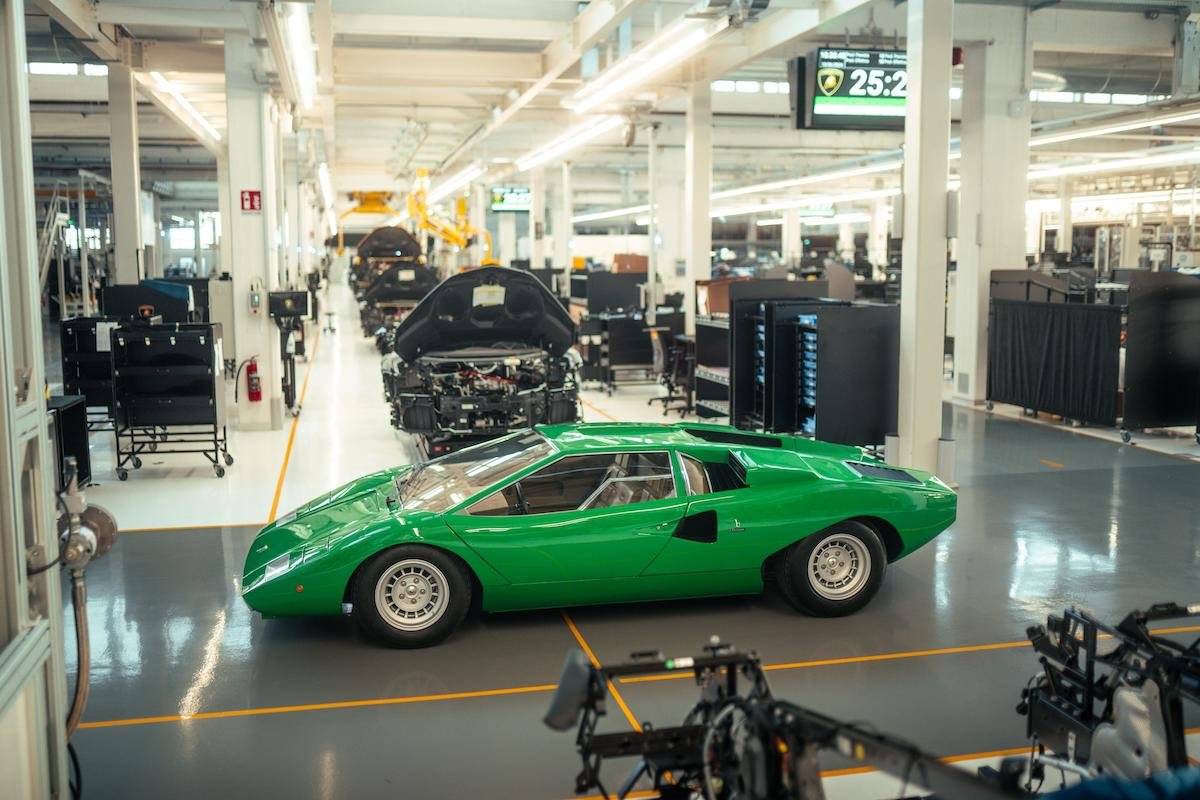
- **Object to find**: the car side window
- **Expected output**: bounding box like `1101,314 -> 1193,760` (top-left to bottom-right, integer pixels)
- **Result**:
679,454 -> 712,496
464,484 -> 520,517
580,452 -> 676,510
518,453 -> 618,514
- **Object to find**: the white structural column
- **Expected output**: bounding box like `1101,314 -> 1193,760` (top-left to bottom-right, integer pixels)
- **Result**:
553,162 -> 572,274
869,194 -> 889,276
653,144 -> 685,295
108,63 -> 143,284
897,0 -> 953,473
683,82 -> 712,330
282,154 -> 300,286
837,220 -> 855,264
781,207 -> 802,267
216,153 -> 233,276
529,166 -> 545,269
953,7 -> 1032,404
498,211 -> 517,266
471,183 -> 487,265
193,210 -> 203,274
299,181 -> 314,278
1057,177 -> 1073,255
224,30 -> 284,430
78,174 -> 91,313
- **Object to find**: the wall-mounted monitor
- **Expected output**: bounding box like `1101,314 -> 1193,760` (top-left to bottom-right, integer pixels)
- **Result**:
490,186 -> 531,211
803,48 -> 907,131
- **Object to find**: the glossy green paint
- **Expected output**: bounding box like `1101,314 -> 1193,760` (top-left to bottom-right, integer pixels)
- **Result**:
240,422 -> 956,619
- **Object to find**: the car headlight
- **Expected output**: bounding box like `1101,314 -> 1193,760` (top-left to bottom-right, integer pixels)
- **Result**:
262,553 -> 293,583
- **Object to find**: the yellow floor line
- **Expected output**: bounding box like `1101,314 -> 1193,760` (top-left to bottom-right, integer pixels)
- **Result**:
1039,458 -> 1065,469
618,624 -> 1200,685
561,610 -> 642,733
580,397 -> 619,422
76,682 -> 556,730
267,332 -> 321,523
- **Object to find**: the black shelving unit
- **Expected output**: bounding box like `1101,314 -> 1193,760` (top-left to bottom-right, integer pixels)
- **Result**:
694,314 -> 730,418
577,313 -> 655,394
111,322 -> 232,480
61,316 -> 121,430
787,304 -> 899,446
730,298 -> 847,431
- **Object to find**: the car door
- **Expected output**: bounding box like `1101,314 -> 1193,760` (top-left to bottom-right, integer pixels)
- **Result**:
641,450 -> 769,576
444,451 -> 688,584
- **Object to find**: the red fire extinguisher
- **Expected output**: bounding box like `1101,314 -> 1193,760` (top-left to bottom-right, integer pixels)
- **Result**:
246,359 -> 262,403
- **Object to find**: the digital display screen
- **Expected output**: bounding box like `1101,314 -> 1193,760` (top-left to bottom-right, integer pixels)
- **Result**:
490,186 -> 531,212
808,48 -> 907,131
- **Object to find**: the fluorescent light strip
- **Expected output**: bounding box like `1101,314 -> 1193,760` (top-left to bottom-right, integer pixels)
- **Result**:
711,188 -> 901,219
427,165 -> 483,205
1030,107 -> 1200,147
516,115 -> 624,172
317,162 -> 334,209
571,18 -> 721,115
712,161 -> 904,201
150,71 -> 221,142
286,3 -> 316,110
1028,146 -> 1200,181
572,203 -> 651,224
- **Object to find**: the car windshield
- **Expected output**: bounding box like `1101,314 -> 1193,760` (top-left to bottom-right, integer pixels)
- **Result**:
396,430 -> 555,513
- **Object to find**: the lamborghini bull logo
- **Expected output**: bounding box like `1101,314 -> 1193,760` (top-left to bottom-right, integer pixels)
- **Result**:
817,67 -> 844,96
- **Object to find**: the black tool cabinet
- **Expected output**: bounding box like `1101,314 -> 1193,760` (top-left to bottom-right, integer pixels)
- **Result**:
47,395 -> 91,490
730,298 -> 847,431
61,316 -> 122,429
787,304 -> 899,446
111,322 -> 232,480
577,313 -> 655,394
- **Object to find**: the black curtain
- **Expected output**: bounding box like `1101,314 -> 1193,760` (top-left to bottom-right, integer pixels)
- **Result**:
987,299 -> 1121,426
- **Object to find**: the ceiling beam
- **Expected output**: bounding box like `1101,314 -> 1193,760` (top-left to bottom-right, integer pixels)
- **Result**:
436,0 -> 654,170
334,14 -> 568,42
92,3 -> 246,30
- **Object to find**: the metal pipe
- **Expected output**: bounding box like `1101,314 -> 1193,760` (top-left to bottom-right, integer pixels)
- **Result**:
64,571 -> 90,738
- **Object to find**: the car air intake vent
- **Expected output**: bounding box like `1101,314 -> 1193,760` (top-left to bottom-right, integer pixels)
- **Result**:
847,462 -> 921,484
727,452 -> 748,485
682,428 -> 782,448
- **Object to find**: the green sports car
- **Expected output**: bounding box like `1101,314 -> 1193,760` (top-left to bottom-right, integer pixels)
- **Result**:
241,422 -> 956,647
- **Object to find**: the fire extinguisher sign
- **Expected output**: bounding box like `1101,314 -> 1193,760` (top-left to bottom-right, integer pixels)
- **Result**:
240,190 -> 262,212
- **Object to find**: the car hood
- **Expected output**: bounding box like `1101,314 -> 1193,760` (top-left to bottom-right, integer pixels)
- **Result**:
244,466 -> 412,576
392,266 -> 574,362
357,225 -> 422,260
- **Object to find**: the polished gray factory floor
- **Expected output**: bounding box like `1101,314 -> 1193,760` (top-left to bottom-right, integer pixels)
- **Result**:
67,402 -> 1200,798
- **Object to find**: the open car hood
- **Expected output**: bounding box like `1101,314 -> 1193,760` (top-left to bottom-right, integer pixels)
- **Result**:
357,225 -> 423,260
392,266 -> 574,362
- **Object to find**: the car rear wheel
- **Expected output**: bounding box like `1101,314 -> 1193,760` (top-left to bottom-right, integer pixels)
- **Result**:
777,521 -> 885,617
352,546 -> 471,647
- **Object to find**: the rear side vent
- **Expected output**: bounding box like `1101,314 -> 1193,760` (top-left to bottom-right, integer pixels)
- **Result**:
847,462 -> 921,484
727,452 -> 748,485
682,428 -> 782,448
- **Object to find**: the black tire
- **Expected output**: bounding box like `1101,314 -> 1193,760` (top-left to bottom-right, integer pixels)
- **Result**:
352,545 -> 471,648
776,521 -> 886,617
224,452 -> 235,466
215,466 -> 226,478
131,456 -> 143,469
117,469 -> 128,481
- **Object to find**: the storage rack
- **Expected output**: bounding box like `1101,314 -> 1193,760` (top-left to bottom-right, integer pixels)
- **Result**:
60,316 -> 121,430
111,322 -> 233,480
577,313 -> 655,394
694,314 -> 730,418
786,304 -> 900,446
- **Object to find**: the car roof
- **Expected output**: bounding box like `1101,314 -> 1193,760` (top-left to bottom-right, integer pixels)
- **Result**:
533,422 -> 779,454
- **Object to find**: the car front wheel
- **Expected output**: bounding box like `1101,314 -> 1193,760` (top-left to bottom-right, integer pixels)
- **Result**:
352,545 -> 471,647
777,521 -> 886,617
